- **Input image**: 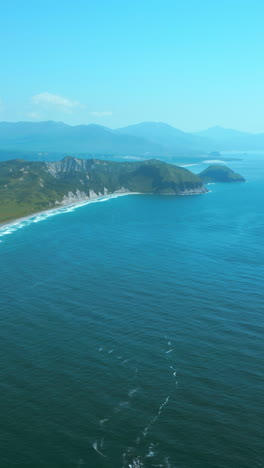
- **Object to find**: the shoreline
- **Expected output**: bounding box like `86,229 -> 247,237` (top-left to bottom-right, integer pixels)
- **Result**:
0,185 -> 208,233
0,191 -> 142,231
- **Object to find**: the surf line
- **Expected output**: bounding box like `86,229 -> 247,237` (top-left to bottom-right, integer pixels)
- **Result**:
0,192 -> 141,241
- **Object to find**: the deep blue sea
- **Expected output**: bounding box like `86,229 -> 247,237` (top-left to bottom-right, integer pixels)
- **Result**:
0,155 -> 263,468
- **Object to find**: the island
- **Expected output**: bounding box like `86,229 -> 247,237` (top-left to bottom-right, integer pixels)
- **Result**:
0,157 -> 245,224
199,165 -> 246,183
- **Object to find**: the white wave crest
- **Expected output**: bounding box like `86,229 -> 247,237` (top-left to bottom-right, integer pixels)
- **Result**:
0,193 -> 137,242
92,440 -> 106,458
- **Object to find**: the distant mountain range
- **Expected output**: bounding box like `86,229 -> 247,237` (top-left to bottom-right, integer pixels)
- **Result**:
116,122 -> 209,153
0,121 -> 264,161
194,126 -> 264,151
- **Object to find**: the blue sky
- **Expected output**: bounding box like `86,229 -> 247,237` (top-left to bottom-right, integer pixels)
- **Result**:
1,0 -> 264,131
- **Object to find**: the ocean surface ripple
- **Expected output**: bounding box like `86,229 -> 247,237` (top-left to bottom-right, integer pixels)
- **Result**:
0,155 -> 263,467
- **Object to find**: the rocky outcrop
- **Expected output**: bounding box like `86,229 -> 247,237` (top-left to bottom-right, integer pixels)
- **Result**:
46,157 -> 90,176
61,189 -> 89,204
177,186 -> 208,195
60,187 -> 134,206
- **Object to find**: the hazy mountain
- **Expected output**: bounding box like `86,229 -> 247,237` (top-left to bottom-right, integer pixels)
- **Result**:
2,121 -> 264,159
0,121 -> 167,157
0,121 -> 210,160
196,126 -> 248,140
194,126 -> 264,151
116,121 -> 210,152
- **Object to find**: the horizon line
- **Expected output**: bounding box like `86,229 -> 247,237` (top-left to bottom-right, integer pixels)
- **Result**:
0,120 -> 262,135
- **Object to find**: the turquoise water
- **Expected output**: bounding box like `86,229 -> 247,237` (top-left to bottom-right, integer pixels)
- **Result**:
0,155 -> 263,467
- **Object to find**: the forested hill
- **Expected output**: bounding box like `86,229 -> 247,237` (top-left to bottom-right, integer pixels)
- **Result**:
0,157 -> 207,223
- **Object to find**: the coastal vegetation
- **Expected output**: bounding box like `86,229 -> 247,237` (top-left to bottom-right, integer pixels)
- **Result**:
0,157 -> 206,223
0,158 -> 245,224
199,165 -> 246,183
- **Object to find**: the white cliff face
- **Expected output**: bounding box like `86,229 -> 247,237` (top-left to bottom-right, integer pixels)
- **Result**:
59,185 -> 206,207
113,186 -> 132,194
46,157 -> 91,176
45,156 -> 208,203
62,189 -> 89,204
89,190 -> 98,199
60,187 -> 134,206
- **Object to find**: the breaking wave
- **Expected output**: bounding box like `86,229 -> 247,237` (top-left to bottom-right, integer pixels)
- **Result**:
0,193 -> 133,242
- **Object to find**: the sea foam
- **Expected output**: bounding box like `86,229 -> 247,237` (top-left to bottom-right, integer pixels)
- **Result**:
0,193 -> 135,242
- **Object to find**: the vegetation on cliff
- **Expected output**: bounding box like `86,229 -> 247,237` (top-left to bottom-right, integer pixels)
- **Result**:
0,157 -> 206,223
199,165 -> 245,183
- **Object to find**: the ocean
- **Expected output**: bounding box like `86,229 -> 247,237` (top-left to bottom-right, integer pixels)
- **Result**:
0,154 -> 263,467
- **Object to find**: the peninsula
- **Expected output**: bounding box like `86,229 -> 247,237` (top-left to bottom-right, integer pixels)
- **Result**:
0,157 -> 245,224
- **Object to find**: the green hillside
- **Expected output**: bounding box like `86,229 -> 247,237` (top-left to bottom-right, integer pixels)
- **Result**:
199,165 -> 246,183
0,157 -> 207,223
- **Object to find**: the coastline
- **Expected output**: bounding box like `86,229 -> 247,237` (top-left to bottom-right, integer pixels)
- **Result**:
0,185 -> 207,236
0,191 -> 141,232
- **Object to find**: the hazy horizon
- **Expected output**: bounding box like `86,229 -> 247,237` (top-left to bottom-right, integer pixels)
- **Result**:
1,119 -> 264,135
2,0 -> 264,133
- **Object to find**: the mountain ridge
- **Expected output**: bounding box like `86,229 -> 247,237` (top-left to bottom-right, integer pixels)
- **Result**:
0,121 -> 210,159
1,121 -> 264,161
194,126 -> 264,150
